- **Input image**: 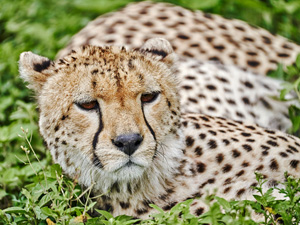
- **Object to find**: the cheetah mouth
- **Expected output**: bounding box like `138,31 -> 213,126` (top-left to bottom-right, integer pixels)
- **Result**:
113,159 -> 144,173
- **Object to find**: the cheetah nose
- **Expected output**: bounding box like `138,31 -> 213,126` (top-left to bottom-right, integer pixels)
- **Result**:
112,133 -> 143,156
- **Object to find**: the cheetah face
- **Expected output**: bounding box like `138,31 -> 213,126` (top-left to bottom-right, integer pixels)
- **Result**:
19,38 -> 182,183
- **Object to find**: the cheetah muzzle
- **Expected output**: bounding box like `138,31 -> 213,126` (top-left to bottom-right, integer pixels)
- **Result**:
19,38 -> 300,219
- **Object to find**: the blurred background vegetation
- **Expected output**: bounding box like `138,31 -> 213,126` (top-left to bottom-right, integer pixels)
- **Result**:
1,0 -> 300,212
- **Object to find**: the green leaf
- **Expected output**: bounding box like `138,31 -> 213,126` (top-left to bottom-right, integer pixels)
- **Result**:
149,204 -> 164,214
3,206 -> 27,214
215,196 -> 231,211
41,207 -> 58,218
296,54 -> 300,69
95,210 -> 113,220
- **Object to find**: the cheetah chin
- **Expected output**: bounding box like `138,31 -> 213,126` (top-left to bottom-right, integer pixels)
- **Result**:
19,38 -> 300,219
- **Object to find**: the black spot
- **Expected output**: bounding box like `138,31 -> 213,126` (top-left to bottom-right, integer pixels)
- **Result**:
199,133 -> 206,139
208,140 -> 217,149
247,60 -> 260,67
200,116 -> 210,122
188,97 -> 198,103
157,16 -> 169,20
232,149 -> 241,158
242,161 -> 250,167
262,150 -> 269,156
222,164 -> 232,173
214,45 -> 225,51
279,152 -> 288,157
182,85 -> 192,90
143,21 -> 153,27
206,84 -> 217,90
246,125 -> 256,130
223,139 -> 230,146
120,202 -> 130,209
241,132 -> 251,137
243,81 -> 254,88
288,145 -> 299,153
162,201 -> 177,210
208,130 -> 217,135
223,187 -> 231,194
33,59 -> 51,72
278,136 -> 288,142
224,178 -> 232,185
208,178 -> 215,183
267,140 -> 278,147
61,140 -> 67,145
261,145 -> 270,150
197,162 -> 206,173
282,44 -> 292,50
185,75 -> 196,80
195,146 -> 203,156
207,106 -> 216,111
216,76 -> 229,83
177,34 -> 190,40
216,153 -> 224,163
262,36 -> 272,44
242,144 -> 252,152
236,188 -> 246,197
236,170 -> 244,177
227,99 -> 236,105
231,138 -> 239,142
260,98 -> 272,109
185,136 -> 195,147
290,160 -> 299,168
243,37 -> 254,42
277,53 -> 290,58
195,207 -> 204,216
136,208 -> 149,215
91,69 -> 98,75
235,26 -> 245,31
54,125 -> 59,132
270,159 -> 279,170
246,51 -> 257,56
209,56 -> 220,61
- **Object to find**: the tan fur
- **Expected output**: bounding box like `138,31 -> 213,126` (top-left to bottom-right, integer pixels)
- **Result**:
19,38 -> 300,219
55,1 -> 300,132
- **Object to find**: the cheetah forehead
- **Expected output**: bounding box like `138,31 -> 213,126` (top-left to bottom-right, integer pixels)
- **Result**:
19,38 -> 177,97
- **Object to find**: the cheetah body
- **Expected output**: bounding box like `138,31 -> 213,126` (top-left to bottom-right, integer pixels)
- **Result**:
19,38 -> 300,219
57,1 -> 300,132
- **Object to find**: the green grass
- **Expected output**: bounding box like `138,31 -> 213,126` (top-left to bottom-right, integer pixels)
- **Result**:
1,0 -> 300,224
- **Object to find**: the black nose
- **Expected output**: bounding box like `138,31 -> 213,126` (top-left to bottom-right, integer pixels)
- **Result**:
112,133 -> 143,156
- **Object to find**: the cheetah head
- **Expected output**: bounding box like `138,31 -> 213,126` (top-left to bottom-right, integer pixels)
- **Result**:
19,38 -> 184,193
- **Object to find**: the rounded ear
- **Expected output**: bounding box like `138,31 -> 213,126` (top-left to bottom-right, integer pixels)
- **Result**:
139,38 -> 176,66
19,52 -> 53,93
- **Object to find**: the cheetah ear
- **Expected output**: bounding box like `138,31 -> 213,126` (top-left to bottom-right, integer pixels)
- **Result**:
139,38 -> 176,66
19,51 -> 54,93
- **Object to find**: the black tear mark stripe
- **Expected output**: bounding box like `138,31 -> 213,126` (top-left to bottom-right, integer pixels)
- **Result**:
33,59 -> 51,72
92,102 -> 103,168
141,107 -> 156,141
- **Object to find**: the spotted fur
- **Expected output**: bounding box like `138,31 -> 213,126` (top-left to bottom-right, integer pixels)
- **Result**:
19,38 -> 300,219
56,1 -> 300,131
58,1 -> 300,75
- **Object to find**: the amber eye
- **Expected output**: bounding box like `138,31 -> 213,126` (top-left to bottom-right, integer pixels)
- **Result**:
141,92 -> 160,104
77,101 -> 98,110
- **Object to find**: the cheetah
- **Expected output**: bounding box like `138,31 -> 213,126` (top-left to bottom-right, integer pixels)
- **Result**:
56,1 -> 300,131
58,1 -> 300,75
19,38 -> 300,219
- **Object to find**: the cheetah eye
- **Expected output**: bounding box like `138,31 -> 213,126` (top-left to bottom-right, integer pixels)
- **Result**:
141,92 -> 160,104
76,101 -> 98,110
